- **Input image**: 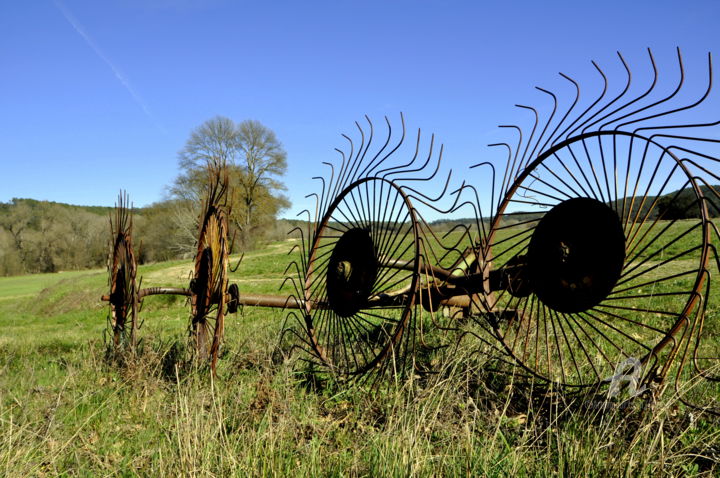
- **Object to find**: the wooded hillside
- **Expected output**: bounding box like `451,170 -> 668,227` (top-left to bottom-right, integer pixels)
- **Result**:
0,198 -> 293,277
1,184 -> 717,276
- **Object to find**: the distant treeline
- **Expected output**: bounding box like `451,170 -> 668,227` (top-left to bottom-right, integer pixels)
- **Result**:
429,184 -> 720,230
0,198 -> 290,277
0,185 -> 717,277
0,199 -> 109,276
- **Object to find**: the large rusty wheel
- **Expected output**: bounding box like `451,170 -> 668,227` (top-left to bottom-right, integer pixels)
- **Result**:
302,177 -> 421,379
483,131 -> 710,388
190,183 -> 230,374
107,193 -> 138,350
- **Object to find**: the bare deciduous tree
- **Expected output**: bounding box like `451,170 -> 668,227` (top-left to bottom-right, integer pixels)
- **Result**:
234,119 -> 288,247
169,116 -> 289,251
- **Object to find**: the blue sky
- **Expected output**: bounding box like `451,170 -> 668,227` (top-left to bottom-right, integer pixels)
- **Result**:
1,0 -> 719,218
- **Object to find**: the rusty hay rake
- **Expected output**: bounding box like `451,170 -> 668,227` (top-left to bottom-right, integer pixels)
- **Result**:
103,49 -> 720,411
103,163 -> 238,374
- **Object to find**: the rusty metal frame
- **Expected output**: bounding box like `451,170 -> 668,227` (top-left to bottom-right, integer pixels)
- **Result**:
101,50 -> 720,408
447,49 -> 720,409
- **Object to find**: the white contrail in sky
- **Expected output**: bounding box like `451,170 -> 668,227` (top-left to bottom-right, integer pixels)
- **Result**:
53,1 -> 166,133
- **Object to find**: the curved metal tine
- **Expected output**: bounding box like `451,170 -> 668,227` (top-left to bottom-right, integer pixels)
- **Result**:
390,138 -> 445,184
450,183 -> 489,253
680,162 -> 720,194
352,112 -> 407,177
305,192 -> 320,237
283,311 -> 314,347
227,227 -> 238,256
329,123 -> 365,206
432,222 -> 475,273
317,162 -> 334,222
457,325 -> 511,357
295,355 -> 324,374
540,72 -> 581,153
378,127 -> 422,179
275,290 -> 302,314
281,263 -> 304,301
328,147 -> 349,210
229,251 -> 244,273
514,105 -> 539,173
310,177 -> 325,226
279,273 -> 299,293
294,209 -> 313,272
667,159 -> 720,239
634,53 -> 713,136
469,161 -> 497,228
671,292 -> 720,415
402,168 -> 453,207
563,55 -> 632,205
362,113 -> 407,178
416,283 -> 441,346
556,60 -> 608,142
659,132 -> 720,153
413,219 -> 456,280
355,116 -> 394,180
642,102 -> 719,156
345,116 -> 374,185
454,181 -> 495,231
407,195 -> 465,268
447,184 -> 484,245
330,124 -> 364,203
406,221 -> 452,277
521,87 -> 557,172
136,282 -> 145,331
276,319 -> 306,360
598,49 -> 658,131
286,314 -> 312,346
276,325 -> 299,356
605,52 -> 659,211
428,308 -> 464,336
690,273 -> 719,379
285,240 -> 301,259
385,131 -> 436,180
497,126 -> 523,199
573,52 -> 633,137
477,145 -> 509,217
616,48 -> 688,132
648,135 -> 720,171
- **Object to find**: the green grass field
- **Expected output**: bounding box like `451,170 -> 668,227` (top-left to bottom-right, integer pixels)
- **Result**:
1,234 -> 720,477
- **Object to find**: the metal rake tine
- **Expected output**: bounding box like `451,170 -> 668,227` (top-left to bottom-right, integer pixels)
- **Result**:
229,252 -> 244,273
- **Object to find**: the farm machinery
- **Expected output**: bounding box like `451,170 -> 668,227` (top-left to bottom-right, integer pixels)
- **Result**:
103,49 -> 720,414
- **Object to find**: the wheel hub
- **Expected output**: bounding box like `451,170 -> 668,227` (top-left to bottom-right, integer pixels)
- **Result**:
527,197 -> 625,313
192,247 -> 213,320
326,228 -> 377,318
110,264 -> 127,317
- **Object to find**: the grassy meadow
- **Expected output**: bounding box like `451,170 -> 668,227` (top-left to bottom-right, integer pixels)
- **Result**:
1,230 -> 720,476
